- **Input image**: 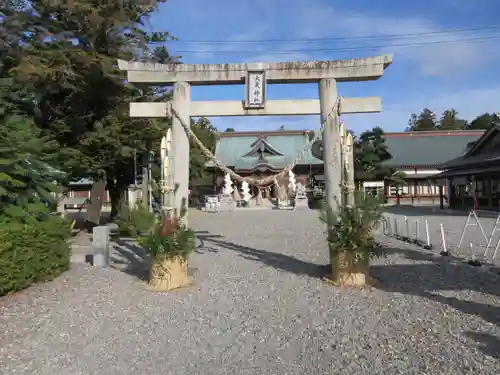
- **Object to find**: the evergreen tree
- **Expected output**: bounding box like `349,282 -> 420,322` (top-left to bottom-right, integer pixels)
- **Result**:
0,63 -> 62,221
467,113 -> 499,130
190,117 -> 217,183
354,126 -> 391,181
406,108 -> 437,131
5,0 -> 175,225
438,109 -> 467,130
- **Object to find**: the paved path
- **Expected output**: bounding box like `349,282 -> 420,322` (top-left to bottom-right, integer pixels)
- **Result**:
1,209 -> 500,374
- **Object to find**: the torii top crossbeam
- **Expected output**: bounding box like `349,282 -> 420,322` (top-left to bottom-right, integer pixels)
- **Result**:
117,54 -> 393,85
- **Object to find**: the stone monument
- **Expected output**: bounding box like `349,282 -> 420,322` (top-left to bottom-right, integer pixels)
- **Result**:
294,183 -> 309,211
86,225 -> 110,267
218,193 -> 235,212
276,184 -> 290,208
205,195 -> 219,213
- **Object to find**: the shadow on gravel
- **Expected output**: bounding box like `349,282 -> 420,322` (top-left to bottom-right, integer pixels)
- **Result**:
109,234 -> 220,281
196,232 -> 328,279
194,231 -> 222,254
111,239 -> 151,281
373,247 -> 500,298
384,206 -> 469,217
372,246 -> 500,359
382,246 -> 465,264
465,332 -> 500,360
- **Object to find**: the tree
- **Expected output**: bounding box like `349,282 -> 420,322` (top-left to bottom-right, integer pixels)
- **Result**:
224,128 -> 235,132
353,126 -> 392,181
0,49 -> 62,222
385,171 -> 407,206
278,125 -> 285,131
438,109 -> 467,130
189,117 -> 217,183
6,0 -> 175,226
467,113 -> 499,130
406,108 -> 437,131
0,107 -> 62,222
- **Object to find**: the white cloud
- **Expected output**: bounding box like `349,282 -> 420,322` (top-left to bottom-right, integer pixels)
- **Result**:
296,6 -> 500,76
345,84 -> 500,133
209,84 -> 500,134
165,1 -> 500,133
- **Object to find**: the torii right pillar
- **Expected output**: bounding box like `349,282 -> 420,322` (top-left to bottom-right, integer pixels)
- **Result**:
319,78 -> 342,213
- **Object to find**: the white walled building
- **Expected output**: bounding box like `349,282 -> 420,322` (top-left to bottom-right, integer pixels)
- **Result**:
379,130 -> 484,204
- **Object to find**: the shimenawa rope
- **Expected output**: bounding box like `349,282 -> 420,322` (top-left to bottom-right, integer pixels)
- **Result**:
170,97 -> 341,187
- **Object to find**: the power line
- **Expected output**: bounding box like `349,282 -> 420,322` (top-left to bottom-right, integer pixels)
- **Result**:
165,25 -> 500,44
172,34 -> 500,55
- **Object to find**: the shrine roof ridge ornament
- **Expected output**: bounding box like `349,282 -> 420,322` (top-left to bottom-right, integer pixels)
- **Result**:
117,54 -> 393,85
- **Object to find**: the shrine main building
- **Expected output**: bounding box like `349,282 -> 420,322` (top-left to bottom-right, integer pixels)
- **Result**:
205,130 -> 321,199
206,129 -> 485,205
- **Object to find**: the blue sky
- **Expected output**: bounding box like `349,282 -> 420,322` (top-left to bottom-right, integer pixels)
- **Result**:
148,0 -> 500,134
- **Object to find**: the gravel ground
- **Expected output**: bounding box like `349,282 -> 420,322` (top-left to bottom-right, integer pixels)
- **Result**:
384,206 -> 500,266
1,209 -> 500,375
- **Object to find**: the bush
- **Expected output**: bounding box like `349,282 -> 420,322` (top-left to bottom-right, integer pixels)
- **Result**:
139,199 -> 195,263
116,203 -> 156,237
0,215 -> 71,296
320,190 -> 385,266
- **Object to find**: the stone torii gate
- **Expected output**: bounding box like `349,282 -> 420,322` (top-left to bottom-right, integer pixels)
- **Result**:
118,54 -> 392,214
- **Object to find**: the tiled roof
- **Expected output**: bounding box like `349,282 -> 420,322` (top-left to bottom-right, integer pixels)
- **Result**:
206,130 -> 322,168
382,130 -> 484,167
440,123 -> 500,169
208,129 -> 486,171
234,156 -> 289,171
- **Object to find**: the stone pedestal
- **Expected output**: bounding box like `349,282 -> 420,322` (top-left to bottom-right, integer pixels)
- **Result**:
127,185 -> 138,208
56,193 -> 66,217
218,194 -> 235,212
205,195 -> 219,213
294,183 -> 309,211
91,226 -> 110,268
294,197 -> 309,210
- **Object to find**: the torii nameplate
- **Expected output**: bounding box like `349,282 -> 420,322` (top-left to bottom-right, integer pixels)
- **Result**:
245,70 -> 266,109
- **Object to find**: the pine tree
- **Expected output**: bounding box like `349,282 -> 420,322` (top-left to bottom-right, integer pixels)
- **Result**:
0,8 -> 63,222
406,108 -> 437,131
354,126 -> 392,181
5,0 -> 175,225
0,73 -> 62,222
467,113 -> 499,130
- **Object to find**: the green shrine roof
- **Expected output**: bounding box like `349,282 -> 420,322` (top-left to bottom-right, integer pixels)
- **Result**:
207,129 -> 485,171
205,130 -> 322,170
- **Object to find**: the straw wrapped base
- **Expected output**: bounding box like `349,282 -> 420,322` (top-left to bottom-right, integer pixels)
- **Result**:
325,251 -> 370,287
147,256 -> 191,292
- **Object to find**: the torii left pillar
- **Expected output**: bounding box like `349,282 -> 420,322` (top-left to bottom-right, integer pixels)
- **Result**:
171,82 -> 191,219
